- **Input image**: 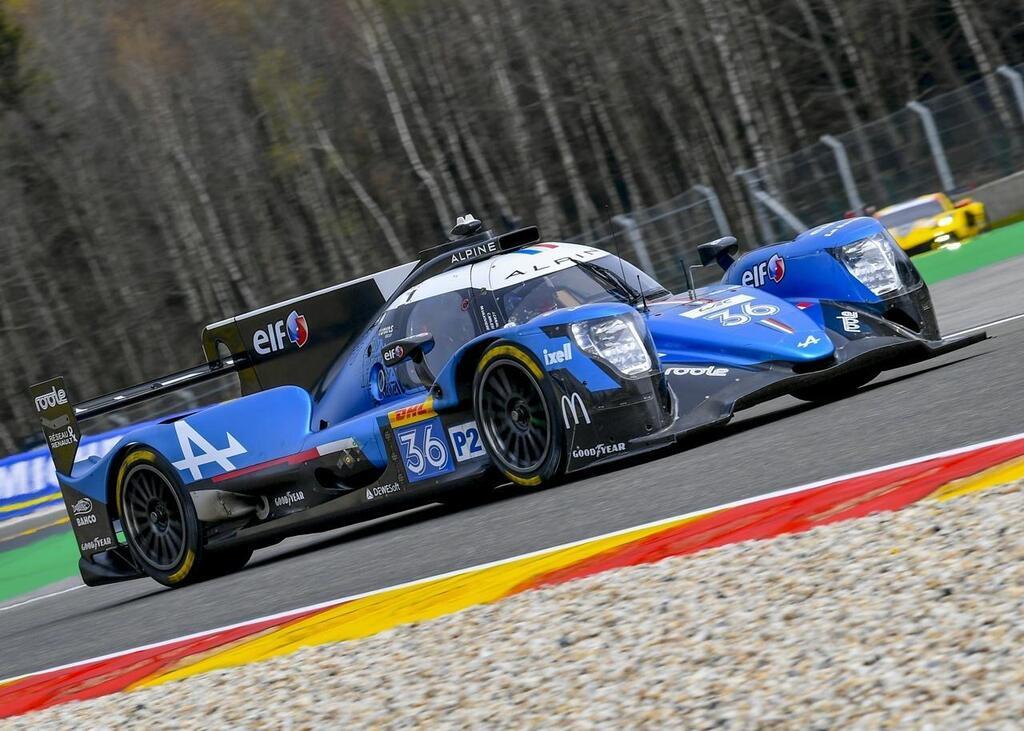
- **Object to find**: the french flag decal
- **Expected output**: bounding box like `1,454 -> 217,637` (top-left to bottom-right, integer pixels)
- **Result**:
520,243 -> 560,255
759,318 -> 795,334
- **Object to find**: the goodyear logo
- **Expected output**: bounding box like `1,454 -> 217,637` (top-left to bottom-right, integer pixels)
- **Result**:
388,397 -> 436,428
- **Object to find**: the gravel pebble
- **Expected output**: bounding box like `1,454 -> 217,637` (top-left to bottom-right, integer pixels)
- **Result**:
6,482 -> 1023,730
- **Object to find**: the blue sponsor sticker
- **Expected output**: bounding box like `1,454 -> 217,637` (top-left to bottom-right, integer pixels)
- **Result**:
395,417 -> 455,482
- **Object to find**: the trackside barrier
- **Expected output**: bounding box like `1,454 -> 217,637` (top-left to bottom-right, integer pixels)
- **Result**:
0,426 -> 140,522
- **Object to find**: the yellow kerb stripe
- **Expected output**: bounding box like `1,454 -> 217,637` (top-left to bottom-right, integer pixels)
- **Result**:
928,456 -> 1024,502
133,511 -> 711,689
0,492 -> 62,514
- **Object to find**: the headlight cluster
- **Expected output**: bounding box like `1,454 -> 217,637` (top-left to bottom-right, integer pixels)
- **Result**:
571,317 -> 652,376
837,233 -> 903,297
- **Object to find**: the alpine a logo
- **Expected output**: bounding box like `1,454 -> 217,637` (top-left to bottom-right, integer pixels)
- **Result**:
560,392 -> 591,429
741,254 -> 785,287
571,442 -> 626,460
253,310 -> 309,355
798,335 -> 822,349
34,385 -> 68,413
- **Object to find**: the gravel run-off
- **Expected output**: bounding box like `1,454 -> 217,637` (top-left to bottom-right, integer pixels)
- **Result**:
5,482 -> 1023,730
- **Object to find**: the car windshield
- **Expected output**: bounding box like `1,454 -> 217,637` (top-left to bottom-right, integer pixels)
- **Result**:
878,200 -> 945,229
496,254 -> 669,326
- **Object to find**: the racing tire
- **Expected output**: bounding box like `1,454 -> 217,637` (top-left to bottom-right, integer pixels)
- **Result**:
115,448 -> 211,588
472,341 -> 566,488
791,368 -> 880,403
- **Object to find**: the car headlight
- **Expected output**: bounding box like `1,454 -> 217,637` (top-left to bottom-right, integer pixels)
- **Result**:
837,233 -> 903,297
570,317 -> 652,376
936,215 -> 954,227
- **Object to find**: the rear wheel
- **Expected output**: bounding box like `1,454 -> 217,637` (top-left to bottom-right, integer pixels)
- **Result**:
473,342 -> 565,487
116,449 -> 210,587
792,368 -> 880,403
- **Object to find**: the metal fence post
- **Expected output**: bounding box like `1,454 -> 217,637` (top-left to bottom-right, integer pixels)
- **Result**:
752,190 -> 807,234
735,169 -> 775,242
907,101 -> 955,192
996,66 -> 1024,125
611,214 -> 655,275
820,135 -> 865,213
691,184 -> 731,237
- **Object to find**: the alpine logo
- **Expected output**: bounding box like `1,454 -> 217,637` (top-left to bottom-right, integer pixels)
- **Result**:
253,310 -> 309,355
560,392 -> 591,429
571,442 -> 626,460
798,335 -> 822,349
543,343 -> 572,367
741,254 -> 786,287
171,421 -> 248,480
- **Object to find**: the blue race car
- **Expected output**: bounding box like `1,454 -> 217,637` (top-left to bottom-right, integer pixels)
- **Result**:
31,215 -> 982,587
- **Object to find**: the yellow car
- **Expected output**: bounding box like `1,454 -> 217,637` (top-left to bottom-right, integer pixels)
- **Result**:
874,193 -> 986,256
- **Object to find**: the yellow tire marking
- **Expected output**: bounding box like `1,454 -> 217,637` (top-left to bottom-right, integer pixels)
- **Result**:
168,550 -> 196,584
928,456 -> 1024,502
478,345 -> 543,380
508,473 -> 542,487
132,512 -> 708,688
115,449 -> 158,515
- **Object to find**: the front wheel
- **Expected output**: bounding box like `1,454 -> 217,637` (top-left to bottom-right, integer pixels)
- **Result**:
473,342 -> 565,487
792,368 -> 880,403
115,449 -> 210,587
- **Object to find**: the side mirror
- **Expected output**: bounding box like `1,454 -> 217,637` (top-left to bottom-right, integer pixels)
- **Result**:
697,236 -> 739,271
954,198 -> 973,209
382,333 -> 434,368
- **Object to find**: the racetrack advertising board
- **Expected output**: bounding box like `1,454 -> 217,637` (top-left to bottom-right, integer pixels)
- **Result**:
0,426 -> 136,522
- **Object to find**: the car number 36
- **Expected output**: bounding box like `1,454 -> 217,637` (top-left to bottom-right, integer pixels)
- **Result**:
399,424 -> 447,474
395,417 -> 456,482
706,302 -> 780,327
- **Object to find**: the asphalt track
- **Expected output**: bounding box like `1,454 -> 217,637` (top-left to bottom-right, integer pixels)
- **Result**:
2,257 -> 1023,680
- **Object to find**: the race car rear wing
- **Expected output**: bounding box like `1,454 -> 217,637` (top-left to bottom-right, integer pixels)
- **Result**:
29,262 -> 417,476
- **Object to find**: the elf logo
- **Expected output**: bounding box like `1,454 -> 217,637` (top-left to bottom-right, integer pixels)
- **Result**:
741,254 -> 786,287
253,310 -> 309,355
